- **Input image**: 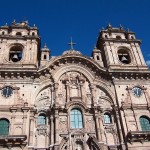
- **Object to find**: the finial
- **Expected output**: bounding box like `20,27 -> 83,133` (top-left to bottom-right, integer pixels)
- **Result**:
68,37 -> 76,50
119,24 -> 123,29
25,20 -> 28,24
102,27 -> 104,30
107,23 -> 112,29
12,19 -> 16,25
94,45 -> 97,49
44,43 -> 47,48
34,24 -> 36,27
108,23 -> 111,26
127,28 -> 130,32
5,23 -> 8,26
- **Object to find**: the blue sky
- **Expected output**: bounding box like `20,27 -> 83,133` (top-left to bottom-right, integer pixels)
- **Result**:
0,0 -> 150,66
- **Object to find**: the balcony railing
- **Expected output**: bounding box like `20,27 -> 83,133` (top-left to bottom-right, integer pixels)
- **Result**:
127,131 -> 150,143
0,135 -> 27,146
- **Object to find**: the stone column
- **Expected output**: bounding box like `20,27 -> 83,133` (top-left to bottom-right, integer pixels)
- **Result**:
95,114 -> 101,141
90,84 -> 96,106
54,83 -> 59,106
10,107 -> 17,135
115,110 -> 125,149
99,114 -> 105,142
13,90 -> 18,106
29,114 -> 34,146
66,82 -> 70,102
50,116 -> 54,145
50,85 -> 55,105
80,83 -> 84,101
55,110 -> 59,144
22,107 -> 29,134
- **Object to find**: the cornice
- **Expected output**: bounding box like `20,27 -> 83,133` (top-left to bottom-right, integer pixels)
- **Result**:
99,38 -> 141,44
110,71 -> 150,81
37,54 -> 111,83
39,55 -> 106,72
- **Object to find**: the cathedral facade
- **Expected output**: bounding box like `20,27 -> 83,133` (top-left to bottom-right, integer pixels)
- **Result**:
0,21 -> 149,150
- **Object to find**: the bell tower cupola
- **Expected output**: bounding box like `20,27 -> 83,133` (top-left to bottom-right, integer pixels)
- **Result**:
0,20 -> 40,70
40,43 -> 50,66
96,24 -> 148,71
92,46 -> 104,67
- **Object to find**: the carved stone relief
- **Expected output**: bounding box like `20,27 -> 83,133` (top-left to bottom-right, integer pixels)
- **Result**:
86,117 -> 95,132
59,116 -> 68,133
96,88 -> 112,109
71,133 -> 85,150
35,87 -> 51,109
58,71 -> 91,104
37,125 -> 48,136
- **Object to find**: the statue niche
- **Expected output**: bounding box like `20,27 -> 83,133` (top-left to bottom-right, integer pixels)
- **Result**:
59,72 -> 90,103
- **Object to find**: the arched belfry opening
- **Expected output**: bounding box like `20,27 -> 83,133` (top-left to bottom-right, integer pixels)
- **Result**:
9,45 -> 23,62
118,49 -> 131,64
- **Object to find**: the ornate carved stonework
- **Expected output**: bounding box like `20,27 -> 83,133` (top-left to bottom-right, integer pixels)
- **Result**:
37,125 -> 48,136
86,117 -> 95,132
59,116 -> 68,133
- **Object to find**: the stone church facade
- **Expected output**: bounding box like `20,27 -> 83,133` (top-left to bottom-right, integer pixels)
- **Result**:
0,21 -> 149,150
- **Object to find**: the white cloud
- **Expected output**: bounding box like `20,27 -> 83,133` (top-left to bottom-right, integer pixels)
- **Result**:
146,60 -> 150,67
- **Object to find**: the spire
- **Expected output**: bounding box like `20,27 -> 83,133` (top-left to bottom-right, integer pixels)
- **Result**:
44,43 -> 47,48
119,24 -> 123,30
12,19 -> 16,25
107,23 -> 112,29
41,43 -> 50,52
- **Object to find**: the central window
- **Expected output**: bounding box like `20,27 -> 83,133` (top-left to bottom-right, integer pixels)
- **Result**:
37,114 -> 46,125
70,108 -> 83,128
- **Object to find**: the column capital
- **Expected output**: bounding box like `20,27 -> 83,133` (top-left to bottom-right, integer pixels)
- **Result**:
54,83 -> 59,89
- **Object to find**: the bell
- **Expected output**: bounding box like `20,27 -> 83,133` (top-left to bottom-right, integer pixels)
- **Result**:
121,56 -> 128,63
12,54 -> 19,62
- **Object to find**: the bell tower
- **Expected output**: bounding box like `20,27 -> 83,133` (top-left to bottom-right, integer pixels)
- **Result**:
96,24 -> 148,70
0,20 -> 40,69
92,46 -> 104,67
40,43 -> 50,66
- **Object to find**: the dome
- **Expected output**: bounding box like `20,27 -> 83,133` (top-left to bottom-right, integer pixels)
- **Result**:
62,49 -> 82,55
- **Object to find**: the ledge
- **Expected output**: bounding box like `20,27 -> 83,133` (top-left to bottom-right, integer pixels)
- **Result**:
0,135 -> 27,146
127,131 -> 150,143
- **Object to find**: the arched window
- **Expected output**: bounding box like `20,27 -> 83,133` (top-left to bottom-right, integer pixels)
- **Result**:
37,114 -> 46,125
70,108 -> 83,128
44,55 -> 47,60
0,118 -> 9,135
32,32 -> 35,36
140,116 -> 150,131
104,113 -> 112,124
96,55 -> 100,60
